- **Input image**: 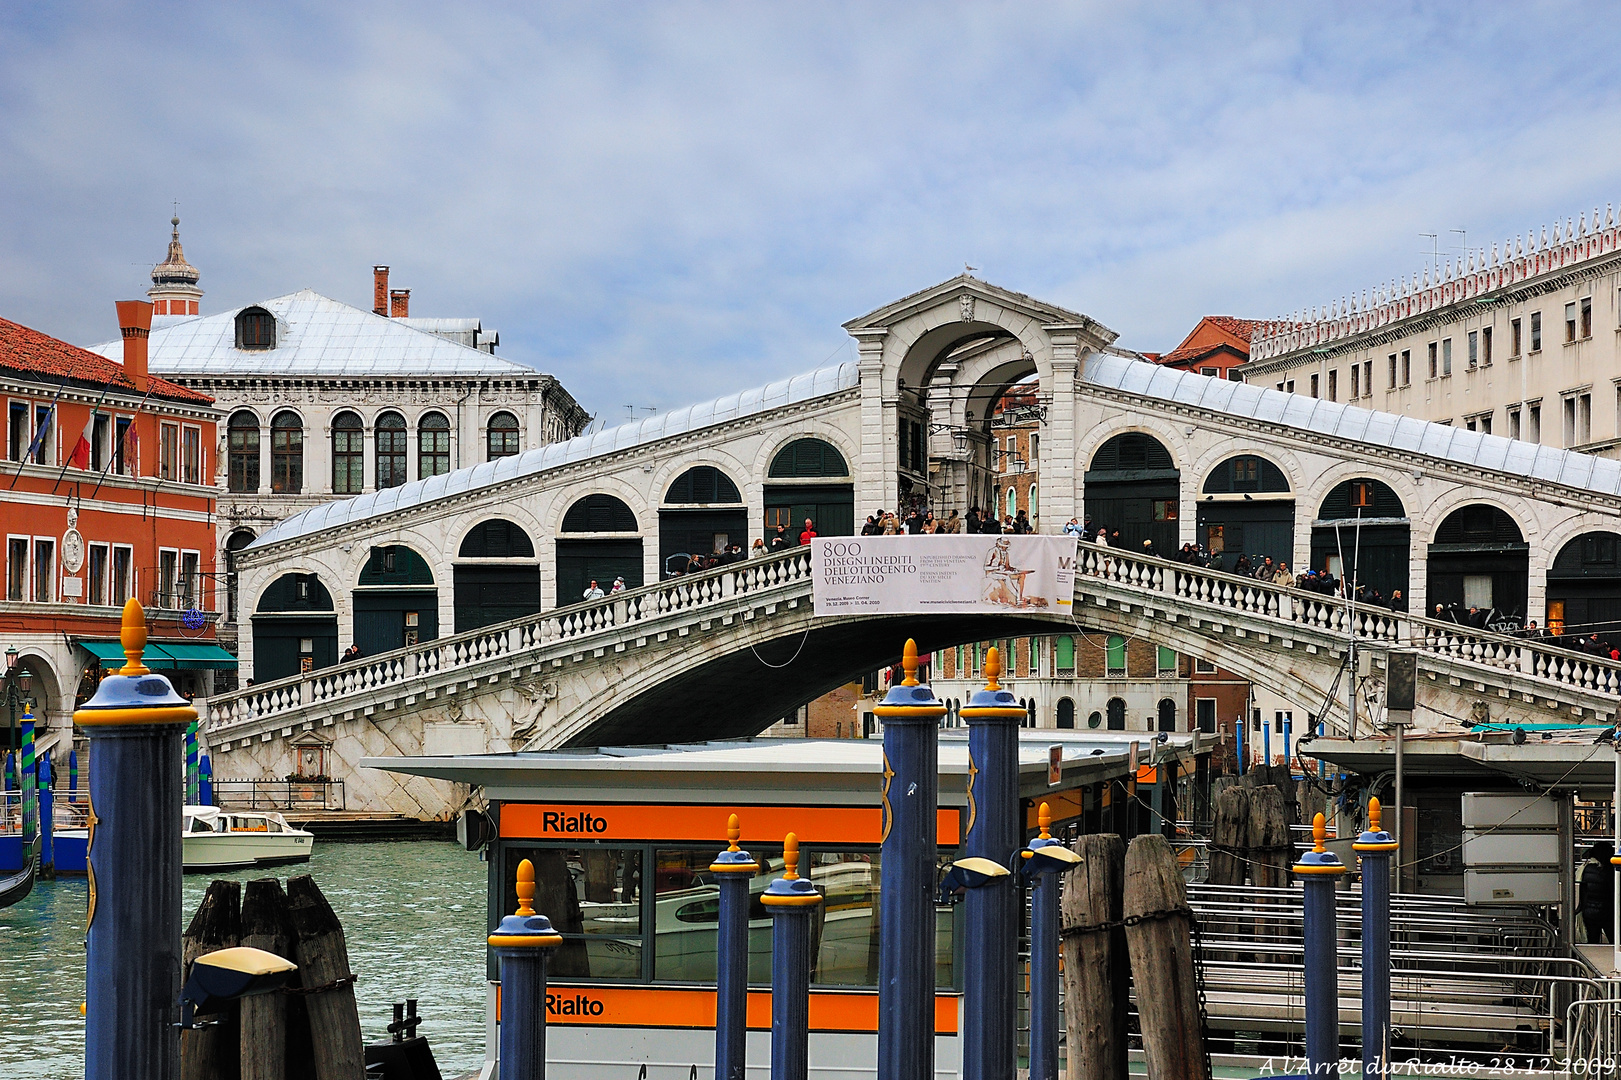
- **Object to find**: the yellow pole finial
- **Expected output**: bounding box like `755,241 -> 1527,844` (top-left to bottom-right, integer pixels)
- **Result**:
1312,812 -> 1327,854
985,646 -> 1003,691
118,597 -> 150,676
1368,797 -> 1383,832
900,639 -> 920,687
727,813 -> 741,852
783,833 -> 800,880
1038,801 -> 1052,840
514,858 -> 536,917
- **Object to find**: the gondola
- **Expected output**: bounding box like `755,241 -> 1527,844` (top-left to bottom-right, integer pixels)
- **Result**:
0,837 -> 36,909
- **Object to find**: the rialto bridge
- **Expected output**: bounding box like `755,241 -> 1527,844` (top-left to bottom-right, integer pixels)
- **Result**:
208,276 -> 1621,816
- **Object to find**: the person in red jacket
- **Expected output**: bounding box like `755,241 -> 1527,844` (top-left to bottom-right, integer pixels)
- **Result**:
799,518 -> 818,545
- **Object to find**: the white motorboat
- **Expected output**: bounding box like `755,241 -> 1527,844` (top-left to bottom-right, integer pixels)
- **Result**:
182,805 -> 315,871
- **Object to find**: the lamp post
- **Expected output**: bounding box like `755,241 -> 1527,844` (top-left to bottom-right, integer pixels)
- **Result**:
74,599 -> 198,1080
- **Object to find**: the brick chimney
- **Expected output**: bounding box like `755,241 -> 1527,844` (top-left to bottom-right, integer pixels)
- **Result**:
115,300 -> 153,391
373,265 -> 389,316
389,289 -> 410,318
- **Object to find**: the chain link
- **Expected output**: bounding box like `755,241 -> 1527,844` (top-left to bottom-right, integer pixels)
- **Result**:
1060,904 -> 1192,938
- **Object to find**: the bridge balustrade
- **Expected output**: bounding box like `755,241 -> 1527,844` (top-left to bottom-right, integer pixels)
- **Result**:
202,538 -> 1621,742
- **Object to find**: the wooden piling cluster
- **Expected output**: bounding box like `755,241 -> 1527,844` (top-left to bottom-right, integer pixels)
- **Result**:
181,874 -> 364,1080
1060,833 -> 1212,1080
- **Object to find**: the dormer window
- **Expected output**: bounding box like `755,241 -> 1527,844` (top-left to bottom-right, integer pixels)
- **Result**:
236,307 -> 276,350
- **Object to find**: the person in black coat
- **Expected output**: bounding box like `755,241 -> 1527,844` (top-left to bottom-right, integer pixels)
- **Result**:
1579,842 -> 1616,943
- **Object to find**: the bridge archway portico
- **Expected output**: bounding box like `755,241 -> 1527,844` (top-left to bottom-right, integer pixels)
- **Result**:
843,276 -> 1118,523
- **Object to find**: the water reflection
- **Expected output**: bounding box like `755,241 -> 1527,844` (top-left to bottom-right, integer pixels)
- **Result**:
0,840 -> 487,1078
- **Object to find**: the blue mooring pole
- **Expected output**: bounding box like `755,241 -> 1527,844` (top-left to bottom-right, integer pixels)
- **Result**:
73,600 -> 198,1080
1024,802 -> 1081,1080
1355,797 -> 1399,1080
712,813 -> 759,1080
873,639 -> 944,1080
185,719 -> 198,804
1262,716 -> 1272,767
68,747 -> 78,804
37,748 -> 54,877
959,646 -> 1024,1080
489,857 -> 562,1080
198,753 -> 214,807
1294,811 -> 1345,1077
764,832 -> 821,1080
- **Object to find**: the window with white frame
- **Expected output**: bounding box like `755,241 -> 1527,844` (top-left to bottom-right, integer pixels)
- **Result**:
87,542 -> 109,606
6,536 -> 27,600
159,422 -> 179,480
1194,657 -> 1217,674
31,537 -> 54,602
158,548 -> 178,608
112,545 -> 133,605
180,550 -> 200,609
182,425 -> 201,485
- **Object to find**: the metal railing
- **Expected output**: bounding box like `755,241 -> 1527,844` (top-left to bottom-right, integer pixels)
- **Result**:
211,779 -> 346,811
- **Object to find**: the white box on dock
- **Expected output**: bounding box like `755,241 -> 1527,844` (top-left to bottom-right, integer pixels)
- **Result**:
1460,792 -> 1559,829
1464,868 -> 1560,905
1461,829 -> 1561,867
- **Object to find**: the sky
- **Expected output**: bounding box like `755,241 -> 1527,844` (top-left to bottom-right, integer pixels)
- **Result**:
6,2 -> 1621,422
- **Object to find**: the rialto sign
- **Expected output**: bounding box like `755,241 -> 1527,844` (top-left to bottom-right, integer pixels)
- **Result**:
810,535 -> 1078,615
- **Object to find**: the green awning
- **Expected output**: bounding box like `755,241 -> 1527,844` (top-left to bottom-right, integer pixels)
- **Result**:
75,640 -> 238,671
150,643 -> 238,671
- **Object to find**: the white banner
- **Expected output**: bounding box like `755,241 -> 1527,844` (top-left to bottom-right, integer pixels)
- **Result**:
811,535 -> 1078,615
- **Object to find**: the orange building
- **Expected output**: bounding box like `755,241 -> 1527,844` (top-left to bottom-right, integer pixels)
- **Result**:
1,301 -> 225,756
1150,315 -> 1257,379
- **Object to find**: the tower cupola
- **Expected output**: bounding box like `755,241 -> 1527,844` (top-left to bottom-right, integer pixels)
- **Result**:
148,216 -> 203,316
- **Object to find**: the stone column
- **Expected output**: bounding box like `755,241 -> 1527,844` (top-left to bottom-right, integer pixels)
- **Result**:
1041,326 -> 1081,531
853,329 -> 894,514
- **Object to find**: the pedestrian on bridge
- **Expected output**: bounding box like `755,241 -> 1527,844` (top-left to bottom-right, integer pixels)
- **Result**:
1579,842 -> 1616,943
583,580 -> 605,601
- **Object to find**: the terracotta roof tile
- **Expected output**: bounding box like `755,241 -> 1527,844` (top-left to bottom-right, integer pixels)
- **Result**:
1203,316 -> 1260,342
0,316 -> 213,405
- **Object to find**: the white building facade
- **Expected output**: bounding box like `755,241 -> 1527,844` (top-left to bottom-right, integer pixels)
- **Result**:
1244,206 -> 1621,457
90,232 -> 589,662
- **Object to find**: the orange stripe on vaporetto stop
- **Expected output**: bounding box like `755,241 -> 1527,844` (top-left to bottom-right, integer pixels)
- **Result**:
518,985 -> 959,1034
500,803 -> 961,846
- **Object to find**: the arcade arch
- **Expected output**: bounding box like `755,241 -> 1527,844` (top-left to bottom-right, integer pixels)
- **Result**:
1084,433 -> 1180,553
1547,531 -> 1621,640
252,572 -> 337,681
558,494 -> 644,604
1197,455 -> 1294,571
660,466 -> 746,575
1427,504 -> 1528,625
765,437 -> 853,538
453,519 -> 541,632
1311,478 -> 1409,601
354,545 -> 437,655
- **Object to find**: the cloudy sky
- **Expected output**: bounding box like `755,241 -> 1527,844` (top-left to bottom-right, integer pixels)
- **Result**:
5,2 -> 1621,421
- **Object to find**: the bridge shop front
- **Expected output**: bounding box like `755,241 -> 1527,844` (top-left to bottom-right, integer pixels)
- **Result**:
369,730 -> 1207,1078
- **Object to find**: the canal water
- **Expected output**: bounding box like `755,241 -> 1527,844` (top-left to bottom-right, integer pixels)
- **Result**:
0,840 -> 488,1078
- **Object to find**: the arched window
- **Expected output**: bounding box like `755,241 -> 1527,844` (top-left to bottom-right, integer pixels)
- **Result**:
1029,484 -> 1037,519
1106,697 -> 1126,730
562,494 -> 639,532
235,307 -> 276,350
1105,634 -> 1126,676
1056,698 -> 1075,729
1157,698 -> 1178,732
1055,635 -> 1075,673
376,412 -> 407,489
419,412 -> 450,479
1006,488 -> 1017,518
769,438 -> 848,478
332,411 -> 364,494
459,519 -> 536,559
665,466 -> 741,504
269,411 -> 302,494
487,412 -> 520,460
1090,433 -> 1175,472
227,411 -> 260,493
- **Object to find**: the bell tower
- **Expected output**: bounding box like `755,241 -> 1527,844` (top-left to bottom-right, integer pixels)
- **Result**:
148,216 -> 203,316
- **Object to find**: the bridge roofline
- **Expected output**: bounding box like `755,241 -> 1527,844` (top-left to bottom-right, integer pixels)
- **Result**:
841,274 -> 1114,344
1082,352 -> 1621,504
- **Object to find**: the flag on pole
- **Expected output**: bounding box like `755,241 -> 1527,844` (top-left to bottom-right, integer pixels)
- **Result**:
68,412 -> 96,469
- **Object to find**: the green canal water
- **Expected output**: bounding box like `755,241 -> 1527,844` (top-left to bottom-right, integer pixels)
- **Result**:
0,840 -> 489,1078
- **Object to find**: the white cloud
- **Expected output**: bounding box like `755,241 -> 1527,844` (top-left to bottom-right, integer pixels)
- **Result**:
4,2 -> 1621,416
